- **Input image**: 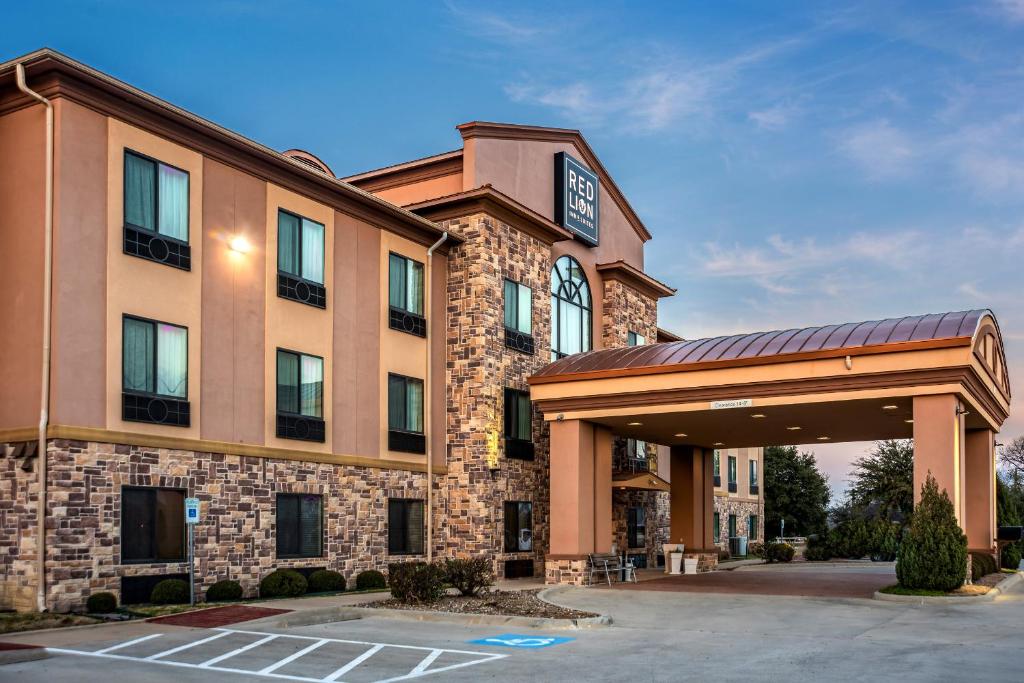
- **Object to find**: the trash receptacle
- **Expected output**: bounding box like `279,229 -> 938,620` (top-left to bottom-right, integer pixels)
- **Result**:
737,536 -> 748,557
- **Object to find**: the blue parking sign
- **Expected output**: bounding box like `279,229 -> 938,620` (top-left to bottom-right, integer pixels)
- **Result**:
468,634 -> 575,649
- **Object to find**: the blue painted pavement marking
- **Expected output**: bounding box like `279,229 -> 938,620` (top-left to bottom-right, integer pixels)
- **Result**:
468,634 -> 575,649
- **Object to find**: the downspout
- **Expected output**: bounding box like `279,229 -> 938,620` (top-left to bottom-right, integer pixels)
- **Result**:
15,63 -> 54,613
424,231 -> 448,563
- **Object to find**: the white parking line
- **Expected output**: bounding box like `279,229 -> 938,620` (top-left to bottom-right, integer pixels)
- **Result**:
47,627 -> 508,683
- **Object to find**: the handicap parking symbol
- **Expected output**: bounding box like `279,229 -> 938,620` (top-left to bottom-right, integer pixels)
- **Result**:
468,633 -> 575,649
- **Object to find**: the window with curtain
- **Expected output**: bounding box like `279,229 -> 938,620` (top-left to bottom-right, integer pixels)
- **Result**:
503,388 -> 534,460
713,450 -> 721,487
550,255 -> 592,361
728,455 -> 738,492
276,350 -> 323,418
388,498 -> 424,555
389,253 -> 425,316
122,316 -> 187,398
276,493 -> 322,558
503,279 -> 532,334
124,150 -> 189,242
627,506 -> 646,549
503,501 -> 533,552
749,515 -> 759,541
749,459 -> 759,495
626,438 -> 647,460
627,331 -> 646,346
388,374 -> 424,434
713,512 -> 721,543
278,209 -> 325,284
121,487 -> 185,562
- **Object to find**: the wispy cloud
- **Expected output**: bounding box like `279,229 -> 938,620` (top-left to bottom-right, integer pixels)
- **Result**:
443,1 -> 549,44
993,0 -> 1024,22
836,119 -> 915,179
748,101 -> 802,131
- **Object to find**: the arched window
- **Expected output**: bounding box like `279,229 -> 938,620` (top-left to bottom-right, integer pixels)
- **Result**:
551,255 -> 592,360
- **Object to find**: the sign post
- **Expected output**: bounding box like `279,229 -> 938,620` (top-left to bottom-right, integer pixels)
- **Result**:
185,497 -> 200,606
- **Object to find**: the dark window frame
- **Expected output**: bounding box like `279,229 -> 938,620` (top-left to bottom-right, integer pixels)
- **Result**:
277,208 -> 327,308
388,498 -> 425,555
275,493 -> 324,559
275,348 -> 325,442
713,511 -> 721,543
749,459 -> 759,495
120,485 -> 186,564
627,331 -> 645,346
388,253 -> 427,340
503,387 -> 534,460
123,148 -> 191,246
627,506 -> 646,549
728,513 -> 738,539
727,455 -> 738,493
121,314 -> 190,401
503,278 -> 533,334
550,255 -> 592,361
503,500 -> 534,553
388,373 -> 426,454
713,449 -> 721,487
749,514 -> 759,541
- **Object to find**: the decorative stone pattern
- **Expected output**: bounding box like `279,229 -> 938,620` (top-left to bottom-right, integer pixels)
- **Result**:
713,496 -> 765,551
601,278 -> 658,348
0,445 -> 40,612
544,558 -> 588,586
439,212 -> 554,578
33,439 -> 429,613
612,488 -> 670,568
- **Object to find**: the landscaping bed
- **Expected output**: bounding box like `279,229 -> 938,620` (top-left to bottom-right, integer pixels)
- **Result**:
0,612 -> 101,634
879,570 -> 1010,597
362,589 -> 598,620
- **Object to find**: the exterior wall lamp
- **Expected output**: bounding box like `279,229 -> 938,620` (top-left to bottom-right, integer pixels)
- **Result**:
229,235 -> 251,254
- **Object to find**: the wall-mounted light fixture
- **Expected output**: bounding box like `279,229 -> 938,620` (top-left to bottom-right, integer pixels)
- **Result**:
229,235 -> 251,254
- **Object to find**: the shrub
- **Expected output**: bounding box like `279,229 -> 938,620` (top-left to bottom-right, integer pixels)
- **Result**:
1002,542 -> 1022,570
355,569 -> 387,590
206,579 -> 243,602
387,561 -> 446,604
747,542 -> 764,558
717,548 -> 731,562
803,535 -> 832,562
308,569 -> 346,593
150,579 -> 190,605
259,569 -> 308,599
896,475 -> 967,592
443,557 -> 494,597
86,592 -> 117,613
763,541 -> 795,563
869,520 -> 901,561
969,552 -> 998,581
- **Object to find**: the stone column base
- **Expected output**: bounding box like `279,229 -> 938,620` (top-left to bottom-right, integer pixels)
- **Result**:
545,557 -> 589,585
687,552 -> 718,572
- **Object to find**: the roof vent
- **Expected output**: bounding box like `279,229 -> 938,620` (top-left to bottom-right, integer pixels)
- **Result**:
282,149 -> 334,177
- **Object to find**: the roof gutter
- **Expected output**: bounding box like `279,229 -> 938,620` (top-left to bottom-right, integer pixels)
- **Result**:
424,231 -> 448,563
16,62 -> 54,613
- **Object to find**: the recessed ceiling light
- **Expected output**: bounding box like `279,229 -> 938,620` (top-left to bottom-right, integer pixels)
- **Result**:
674,433 -> 687,437
627,421 -> 643,426
751,414 -> 767,419
882,405 -> 898,410
786,426 -> 802,431
905,419 -> 914,424
817,436 -> 830,441
713,442 -> 724,446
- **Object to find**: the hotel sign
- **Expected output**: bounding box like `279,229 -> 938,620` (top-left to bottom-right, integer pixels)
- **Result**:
710,399 -> 753,410
554,152 -> 600,246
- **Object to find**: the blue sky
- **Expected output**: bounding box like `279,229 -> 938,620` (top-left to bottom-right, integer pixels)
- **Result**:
6,1 -> 1024,498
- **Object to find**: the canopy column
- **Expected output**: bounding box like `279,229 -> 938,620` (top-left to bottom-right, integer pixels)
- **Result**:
913,394 -> 966,525
669,446 -> 715,551
964,428 -> 996,553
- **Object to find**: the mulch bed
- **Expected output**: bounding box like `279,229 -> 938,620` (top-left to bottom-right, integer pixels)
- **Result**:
147,605 -> 291,627
363,589 -> 598,620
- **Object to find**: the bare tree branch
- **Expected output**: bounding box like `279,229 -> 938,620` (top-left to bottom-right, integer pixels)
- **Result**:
999,435 -> 1024,478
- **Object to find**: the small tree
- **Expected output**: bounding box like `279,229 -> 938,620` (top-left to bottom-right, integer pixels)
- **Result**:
896,474 -> 967,591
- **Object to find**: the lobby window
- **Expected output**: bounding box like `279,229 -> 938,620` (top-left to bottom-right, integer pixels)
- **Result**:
713,512 -> 721,543
388,373 -> 425,454
627,331 -> 646,346
713,450 -> 721,487
728,514 -> 737,539
503,388 -> 534,460
388,498 -> 424,555
276,349 -> 325,442
551,255 -> 592,361
503,279 -> 534,354
627,506 -> 646,549
749,459 -> 759,495
727,455 -> 738,493
122,315 -> 190,427
749,515 -> 759,541
503,501 -> 533,552
123,150 -> 191,270
121,487 -> 185,563
276,493 -> 322,558
389,253 -> 426,337
277,209 -> 326,308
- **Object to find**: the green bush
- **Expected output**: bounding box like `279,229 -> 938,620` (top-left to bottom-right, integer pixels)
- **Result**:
763,541 -> 795,563
206,579 -> 243,602
969,552 -> 998,581
869,520 -> 901,561
259,569 -> 308,598
150,579 -> 190,605
717,548 -> 731,562
308,569 -> 346,593
803,535 -> 832,562
896,475 -> 967,592
86,592 -> 117,613
443,557 -> 494,597
1002,542 -> 1022,570
387,562 -> 446,604
747,542 -> 764,558
355,569 -> 387,590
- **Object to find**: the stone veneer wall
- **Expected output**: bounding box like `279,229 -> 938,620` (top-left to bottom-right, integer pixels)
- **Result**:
713,496 -> 765,552
439,212 -> 553,578
612,488 -> 670,568
0,445 -> 39,611
601,278 -> 658,348
19,439 -> 429,613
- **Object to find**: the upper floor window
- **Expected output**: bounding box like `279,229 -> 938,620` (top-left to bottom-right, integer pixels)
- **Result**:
749,459 -> 759,495
727,455 -> 738,493
713,449 -> 721,487
551,255 -> 592,361
504,279 -> 534,354
122,315 -> 190,427
627,331 -> 646,346
389,253 -> 426,337
276,349 -> 325,442
278,209 -> 326,308
123,150 -> 191,270
388,373 -> 425,454
503,388 -> 534,460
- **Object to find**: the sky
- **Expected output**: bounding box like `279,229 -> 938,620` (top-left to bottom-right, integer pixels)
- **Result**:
5,1 -> 1024,501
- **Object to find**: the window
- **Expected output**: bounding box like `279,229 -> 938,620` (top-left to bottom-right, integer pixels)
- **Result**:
551,255 -> 592,360
276,349 -> 325,442
627,506 -> 646,549
277,209 -> 326,308
122,316 -> 190,426
627,438 -> 647,461
276,494 -> 322,558
121,487 -> 185,562
627,331 -> 646,346
713,512 -> 720,543
728,455 -> 738,493
503,501 -> 533,552
713,450 -> 721,487
388,373 -> 425,453
728,514 -> 737,539
749,459 -> 759,495
749,515 -> 759,541
388,498 -> 424,555
504,279 -> 534,354
123,150 -> 190,269
389,253 -> 425,337
503,388 -> 534,460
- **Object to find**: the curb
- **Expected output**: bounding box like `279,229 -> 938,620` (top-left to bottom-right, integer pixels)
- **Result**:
872,571 -> 1022,604
0,644 -> 49,666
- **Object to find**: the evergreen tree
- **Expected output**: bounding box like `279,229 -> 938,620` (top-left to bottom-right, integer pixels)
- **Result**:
896,474 -> 967,591
764,446 -> 830,538
847,440 -> 914,522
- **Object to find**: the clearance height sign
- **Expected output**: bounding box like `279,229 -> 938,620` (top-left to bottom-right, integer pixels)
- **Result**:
554,152 -> 600,246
